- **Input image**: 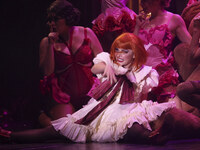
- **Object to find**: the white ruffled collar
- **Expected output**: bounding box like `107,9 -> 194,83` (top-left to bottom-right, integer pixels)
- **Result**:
134,65 -> 152,83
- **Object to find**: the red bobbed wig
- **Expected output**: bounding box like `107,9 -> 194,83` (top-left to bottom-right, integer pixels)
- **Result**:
110,33 -> 147,71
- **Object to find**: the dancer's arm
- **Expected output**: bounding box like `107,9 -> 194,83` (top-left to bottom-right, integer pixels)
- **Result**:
91,62 -> 117,84
173,14 -> 191,44
190,17 -> 200,64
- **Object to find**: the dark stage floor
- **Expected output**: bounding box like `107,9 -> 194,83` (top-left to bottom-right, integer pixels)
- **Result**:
1,139 -> 200,150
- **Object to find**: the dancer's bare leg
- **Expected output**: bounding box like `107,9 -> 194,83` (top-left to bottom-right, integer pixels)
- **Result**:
39,103 -> 74,127
10,126 -> 66,143
153,108 -> 200,141
122,108 -> 200,145
120,123 -> 152,144
177,81 -> 200,109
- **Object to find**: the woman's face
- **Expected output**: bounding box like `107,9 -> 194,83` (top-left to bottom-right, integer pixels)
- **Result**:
141,0 -> 160,14
47,15 -> 68,33
114,48 -> 135,68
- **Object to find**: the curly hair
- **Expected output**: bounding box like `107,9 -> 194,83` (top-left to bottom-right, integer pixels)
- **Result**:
110,33 -> 147,71
47,0 -> 80,26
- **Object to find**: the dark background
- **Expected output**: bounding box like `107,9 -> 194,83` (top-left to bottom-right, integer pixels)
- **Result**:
0,0 -> 187,130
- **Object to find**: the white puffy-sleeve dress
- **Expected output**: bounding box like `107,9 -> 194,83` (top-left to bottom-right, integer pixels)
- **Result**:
51,52 -> 176,143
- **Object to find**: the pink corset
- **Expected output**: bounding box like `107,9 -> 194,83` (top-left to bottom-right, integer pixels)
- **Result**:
139,24 -> 179,102
139,24 -> 173,58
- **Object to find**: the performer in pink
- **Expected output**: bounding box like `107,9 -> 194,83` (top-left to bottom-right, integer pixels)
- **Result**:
39,0 -> 103,126
92,0 -> 136,52
1,33 -> 200,145
134,0 -> 191,103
